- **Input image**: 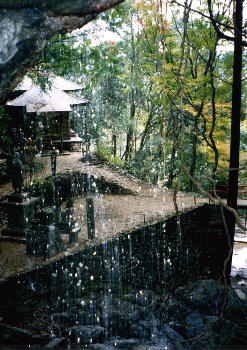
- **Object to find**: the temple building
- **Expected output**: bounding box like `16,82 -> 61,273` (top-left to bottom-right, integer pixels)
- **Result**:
6,74 -> 88,153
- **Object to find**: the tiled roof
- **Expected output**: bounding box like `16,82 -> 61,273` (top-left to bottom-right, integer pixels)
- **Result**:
7,85 -> 88,113
16,74 -> 85,91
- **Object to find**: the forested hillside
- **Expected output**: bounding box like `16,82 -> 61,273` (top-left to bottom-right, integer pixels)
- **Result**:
20,0 -> 246,194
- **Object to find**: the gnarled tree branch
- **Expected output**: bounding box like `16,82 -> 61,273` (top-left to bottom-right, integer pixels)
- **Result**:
0,0 -> 125,103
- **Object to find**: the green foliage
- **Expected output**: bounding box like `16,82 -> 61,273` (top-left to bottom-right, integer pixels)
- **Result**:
95,146 -> 124,168
24,0 -> 247,195
27,71 -> 52,92
95,146 -> 112,162
214,171 -> 229,186
26,160 -> 44,176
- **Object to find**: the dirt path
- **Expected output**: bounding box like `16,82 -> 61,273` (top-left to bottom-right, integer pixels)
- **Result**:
0,153 -> 206,280
0,153 -> 197,199
35,153 -> 172,198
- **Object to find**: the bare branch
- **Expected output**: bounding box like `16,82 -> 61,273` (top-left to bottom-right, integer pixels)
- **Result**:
169,0 -> 247,45
169,0 -> 234,31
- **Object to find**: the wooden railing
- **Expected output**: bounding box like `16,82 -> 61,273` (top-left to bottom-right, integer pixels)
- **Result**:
209,184 -> 247,200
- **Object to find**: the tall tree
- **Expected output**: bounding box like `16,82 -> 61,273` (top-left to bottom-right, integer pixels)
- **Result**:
225,0 -> 243,283
125,14 -> 137,161
208,0 -> 245,283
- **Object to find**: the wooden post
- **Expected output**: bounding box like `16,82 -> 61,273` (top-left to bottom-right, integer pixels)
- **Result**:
86,197 -> 95,240
59,115 -> 64,154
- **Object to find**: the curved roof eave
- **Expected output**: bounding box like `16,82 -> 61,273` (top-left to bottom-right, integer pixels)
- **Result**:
15,74 -> 85,92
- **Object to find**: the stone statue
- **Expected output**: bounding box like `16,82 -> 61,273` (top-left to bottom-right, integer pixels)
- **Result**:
7,152 -> 25,194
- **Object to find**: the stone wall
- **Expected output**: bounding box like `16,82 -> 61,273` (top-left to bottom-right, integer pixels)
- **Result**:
29,170 -> 133,205
0,204 -> 227,327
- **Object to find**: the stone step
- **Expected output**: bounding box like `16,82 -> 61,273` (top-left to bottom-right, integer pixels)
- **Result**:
0,235 -> 26,244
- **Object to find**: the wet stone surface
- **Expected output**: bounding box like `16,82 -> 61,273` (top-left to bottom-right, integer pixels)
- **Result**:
0,198 -> 246,348
0,283 -> 246,349
2,279 -> 243,350
68,325 -> 105,344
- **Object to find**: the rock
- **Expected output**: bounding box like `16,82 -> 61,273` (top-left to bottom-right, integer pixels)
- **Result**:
76,310 -> 90,325
237,280 -> 247,287
174,280 -> 246,320
68,325 -> 105,344
100,298 -> 142,336
128,323 -> 143,339
133,346 -> 168,350
185,311 -> 204,327
30,346 -> 43,350
238,268 -> 247,279
0,0 -> 124,104
119,305 -> 140,322
184,311 -> 205,337
235,289 -> 247,301
124,290 -> 158,307
44,337 -> 67,349
162,325 -> 185,350
106,338 -> 139,349
101,309 -> 121,332
217,334 -> 232,345
129,320 -> 153,340
0,322 -> 48,345
231,266 -> 238,277
83,345 -> 114,350
76,309 -> 101,326
51,313 -> 72,327
164,299 -> 192,320
204,315 -> 218,324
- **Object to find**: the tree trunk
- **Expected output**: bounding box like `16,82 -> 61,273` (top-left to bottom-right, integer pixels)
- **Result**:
138,108 -> 154,153
125,100 -> 135,161
189,113 -> 199,192
209,68 -> 218,174
112,134 -> 117,157
158,0 -> 167,167
125,16 -> 136,162
166,137 -> 177,188
225,0 -> 243,284
59,116 -> 64,154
